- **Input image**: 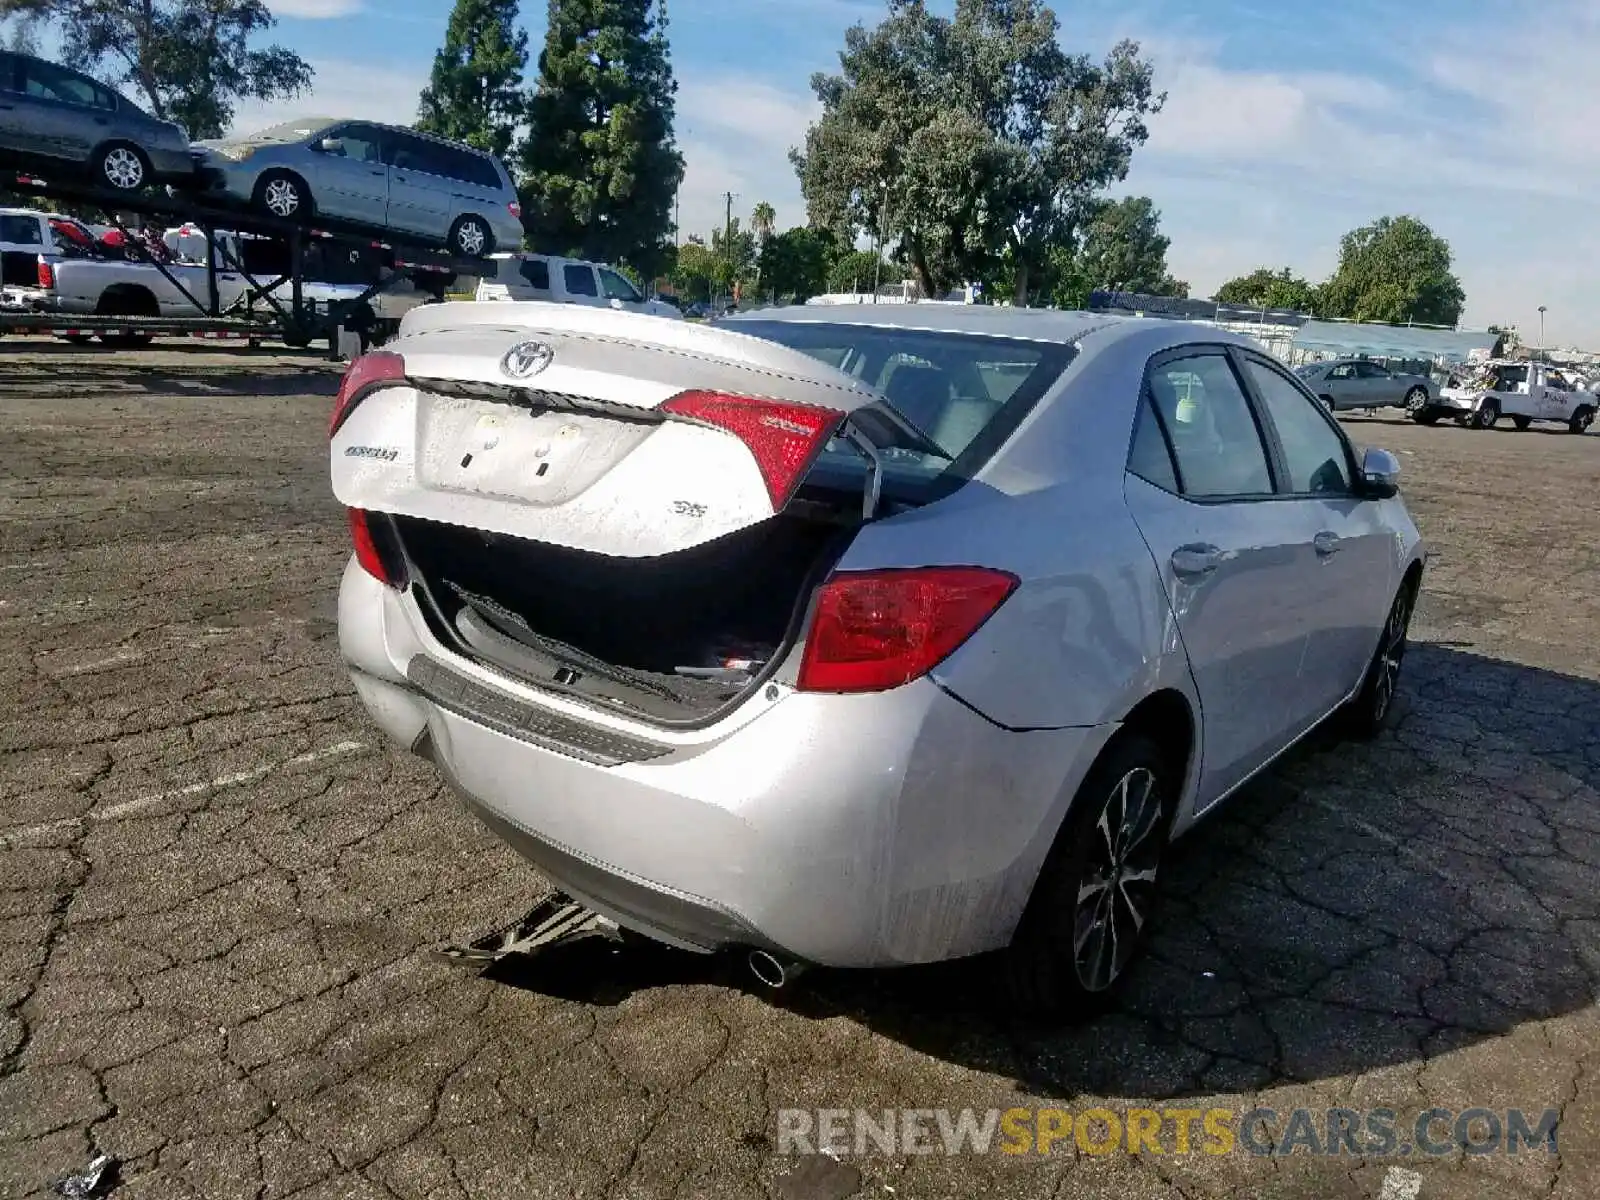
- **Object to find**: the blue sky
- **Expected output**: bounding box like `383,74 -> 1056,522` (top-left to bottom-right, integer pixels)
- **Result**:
168,2 -> 1600,345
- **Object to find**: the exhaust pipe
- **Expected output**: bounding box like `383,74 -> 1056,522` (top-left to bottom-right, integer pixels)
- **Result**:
747,948 -> 807,989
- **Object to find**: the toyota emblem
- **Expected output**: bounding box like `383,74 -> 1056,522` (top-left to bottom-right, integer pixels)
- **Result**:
500,340 -> 554,380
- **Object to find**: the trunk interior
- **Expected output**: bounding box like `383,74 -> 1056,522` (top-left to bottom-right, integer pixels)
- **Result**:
392,512 -> 854,724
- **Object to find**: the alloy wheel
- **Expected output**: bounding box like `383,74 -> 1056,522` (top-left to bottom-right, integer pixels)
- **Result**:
264,178 -> 300,217
102,147 -> 144,190
1406,388 -> 1426,411
1071,766 -> 1165,992
1371,588 -> 1413,723
455,219 -> 487,257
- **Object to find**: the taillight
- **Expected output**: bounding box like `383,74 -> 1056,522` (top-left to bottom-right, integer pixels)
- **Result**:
36,259 -> 53,288
660,390 -> 844,509
507,200 -> 522,220
348,508 -> 406,588
796,567 -> 1018,694
330,350 -> 405,437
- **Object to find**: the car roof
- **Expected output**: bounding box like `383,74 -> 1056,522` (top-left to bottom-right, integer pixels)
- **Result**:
720,304 -> 1255,355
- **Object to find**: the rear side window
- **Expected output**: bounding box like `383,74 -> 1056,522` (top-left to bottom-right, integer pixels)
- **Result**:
0,214 -> 42,246
563,264 -> 598,296
20,59 -> 114,109
1127,393 -> 1179,493
1145,354 -> 1274,498
518,258 -> 550,290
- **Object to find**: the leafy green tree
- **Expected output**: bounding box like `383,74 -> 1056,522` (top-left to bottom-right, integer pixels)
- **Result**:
794,0 -> 1163,305
750,201 -> 776,244
756,226 -> 831,302
1074,196 -> 1185,297
3,0 -> 312,138
1318,216 -> 1465,326
826,248 -> 900,295
711,216 -> 756,289
669,236 -> 717,303
520,0 -> 684,275
417,0 -> 528,161
1214,266 -> 1318,311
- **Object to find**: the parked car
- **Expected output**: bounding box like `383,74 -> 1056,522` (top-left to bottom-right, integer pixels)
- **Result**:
195,118 -> 522,258
1293,358 -> 1435,412
1428,359 -> 1596,433
0,51 -> 195,191
473,252 -> 682,318
330,304 -> 1425,1011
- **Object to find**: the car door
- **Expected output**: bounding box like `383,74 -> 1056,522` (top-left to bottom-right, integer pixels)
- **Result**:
384,132 -> 456,239
1321,362 -> 1359,408
0,54 -> 26,154
559,261 -> 603,307
13,56 -> 112,165
1235,352 -> 1399,712
1121,348 -> 1324,807
306,123 -> 390,228
1356,361 -> 1398,405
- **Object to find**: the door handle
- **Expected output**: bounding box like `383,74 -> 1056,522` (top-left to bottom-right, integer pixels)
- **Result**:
1314,531 -> 1342,557
1171,544 -> 1223,579
372,170 -> 387,177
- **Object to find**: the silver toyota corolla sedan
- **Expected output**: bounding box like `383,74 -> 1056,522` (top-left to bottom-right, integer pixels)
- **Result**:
1293,358 -> 1436,412
331,303 -> 1426,1011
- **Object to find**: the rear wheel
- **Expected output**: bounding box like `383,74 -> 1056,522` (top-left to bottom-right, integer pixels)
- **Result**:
1006,733 -> 1175,1015
1343,578 -> 1416,739
1571,405 -> 1595,434
447,214 -> 493,258
94,142 -> 149,192
1404,386 -> 1429,415
1473,399 -> 1499,429
1511,415 -> 1532,431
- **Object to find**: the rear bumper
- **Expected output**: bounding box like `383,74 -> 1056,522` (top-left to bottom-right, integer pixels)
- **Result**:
338,558 -> 1112,967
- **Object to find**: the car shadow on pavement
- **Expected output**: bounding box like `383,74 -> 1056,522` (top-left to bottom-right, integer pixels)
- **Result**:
480,643 -> 1600,1100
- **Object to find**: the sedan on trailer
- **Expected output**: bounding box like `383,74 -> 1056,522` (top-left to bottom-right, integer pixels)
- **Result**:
1293,358 -> 1436,413
0,51 -> 197,191
330,304 -> 1426,1010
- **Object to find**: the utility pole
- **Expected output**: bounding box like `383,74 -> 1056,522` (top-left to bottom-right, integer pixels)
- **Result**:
722,190 -> 736,309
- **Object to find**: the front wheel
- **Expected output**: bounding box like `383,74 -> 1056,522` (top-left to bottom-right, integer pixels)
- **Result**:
1343,580 -> 1416,739
1571,406 -> 1595,434
254,170 -> 311,221
94,143 -> 149,192
1005,733 -> 1175,1014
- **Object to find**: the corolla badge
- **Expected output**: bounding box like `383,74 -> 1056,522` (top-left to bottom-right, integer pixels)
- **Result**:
500,340 -> 554,380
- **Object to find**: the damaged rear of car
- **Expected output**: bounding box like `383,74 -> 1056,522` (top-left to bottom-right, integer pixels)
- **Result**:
332,301 -> 1108,972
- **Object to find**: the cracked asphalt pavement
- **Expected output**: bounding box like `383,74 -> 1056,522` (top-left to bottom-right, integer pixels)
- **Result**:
1,342 -> 1596,1199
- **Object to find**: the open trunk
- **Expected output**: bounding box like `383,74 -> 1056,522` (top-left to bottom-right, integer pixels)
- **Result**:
394,511 -> 852,723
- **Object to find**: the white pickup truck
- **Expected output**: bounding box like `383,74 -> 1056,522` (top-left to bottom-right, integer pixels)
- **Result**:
1428,359 -> 1597,433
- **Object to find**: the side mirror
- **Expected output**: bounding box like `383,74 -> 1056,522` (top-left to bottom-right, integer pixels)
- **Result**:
317,136 -> 344,154
608,297 -> 624,310
1359,446 -> 1401,498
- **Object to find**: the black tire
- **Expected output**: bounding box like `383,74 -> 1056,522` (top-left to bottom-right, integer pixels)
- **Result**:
1571,405 -> 1595,434
1343,577 -> 1417,740
60,333 -> 94,346
447,214 -> 493,258
1472,400 -> 1499,429
1005,732 -> 1176,1015
1319,394 -> 1337,413
93,142 -> 150,192
1511,415 -> 1532,431
98,332 -> 154,349
253,170 -> 312,222
1411,410 -> 1440,425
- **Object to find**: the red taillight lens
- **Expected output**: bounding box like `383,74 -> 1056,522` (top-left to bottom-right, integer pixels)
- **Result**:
660,390 -> 844,510
36,259 -> 53,288
796,566 -> 1018,694
330,350 -> 405,437
508,200 -> 522,220
348,508 -> 405,588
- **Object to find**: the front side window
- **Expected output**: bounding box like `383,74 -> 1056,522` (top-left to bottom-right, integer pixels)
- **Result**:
326,124 -> 383,164
599,268 -> 641,302
1145,354 -> 1274,498
562,263 -> 598,296
1243,359 -> 1353,495
1328,363 -> 1357,380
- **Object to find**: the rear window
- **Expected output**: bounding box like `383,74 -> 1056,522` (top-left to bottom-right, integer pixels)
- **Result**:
517,257 -> 550,290
0,214 -> 42,246
727,320 -> 1075,500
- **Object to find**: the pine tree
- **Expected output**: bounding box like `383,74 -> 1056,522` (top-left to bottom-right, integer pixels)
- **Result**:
416,0 -> 529,162
520,0 -> 684,274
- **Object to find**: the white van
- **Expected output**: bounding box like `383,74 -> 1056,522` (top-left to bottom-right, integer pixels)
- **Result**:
475,252 -> 681,318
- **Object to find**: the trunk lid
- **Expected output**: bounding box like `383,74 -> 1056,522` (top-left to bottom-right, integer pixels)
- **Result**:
330,304 -> 901,557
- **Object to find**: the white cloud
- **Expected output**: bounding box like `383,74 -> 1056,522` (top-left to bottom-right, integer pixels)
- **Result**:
226,59 -> 428,136
268,0 -> 363,17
